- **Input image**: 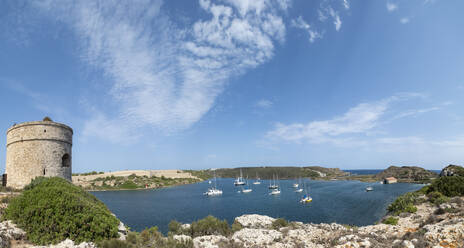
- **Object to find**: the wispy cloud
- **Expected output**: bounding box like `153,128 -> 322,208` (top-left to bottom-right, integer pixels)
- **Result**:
329,7 -> 342,31
264,93 -> 428,145
386,2 -> 398,12
255,99 -> 273,108
342,0 -> 350,10
400,17 -> 410,24
30,0 -> 290,143
291,16 -> 323,43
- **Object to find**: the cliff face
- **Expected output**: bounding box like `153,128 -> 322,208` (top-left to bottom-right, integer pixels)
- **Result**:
375,166 -> 438,182
440,165 -> 464,177
188,197 -> 464,247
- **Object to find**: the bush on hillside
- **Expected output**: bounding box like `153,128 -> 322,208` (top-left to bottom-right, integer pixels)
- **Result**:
387,192 -> 418,215
426,176 -> 464,197
190,216 -> 231,237
427,191 -> 449,205
272,218 -> 289,230
382,217 -> 398,225
3,177 -> 119,245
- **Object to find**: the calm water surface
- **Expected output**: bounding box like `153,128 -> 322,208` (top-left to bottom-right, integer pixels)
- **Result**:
92,177 -> 423,234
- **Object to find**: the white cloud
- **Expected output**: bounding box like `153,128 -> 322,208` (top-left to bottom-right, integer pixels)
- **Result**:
386,2 -> 398,12
400,17 -> 410,24
291,16 -> 323,43
265,93 -> 427,145
256,99 -> 273,108
342,0 -> 350,10
329,8 -> 342,31
32,0 -> 289,143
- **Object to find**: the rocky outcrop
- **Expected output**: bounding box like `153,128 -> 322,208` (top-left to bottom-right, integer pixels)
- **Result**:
234,214 -> 276,229
188,197 -> 464,248
33,239 -> 96,248
440,164 -> 464,177
376,166 -> 438,182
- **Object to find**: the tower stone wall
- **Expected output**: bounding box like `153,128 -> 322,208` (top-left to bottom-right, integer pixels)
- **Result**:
5,120 -> 73,189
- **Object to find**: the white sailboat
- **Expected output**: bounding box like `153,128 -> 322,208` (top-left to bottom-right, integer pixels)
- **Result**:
234,169 -> 246,186
294,178 -> 303,192
292,177 -> 300,188
204,173 -> 222,196
269,174 -> 280,194
241,176 -> 252,193
253,172 -> 261,185
268,174 -> 278,189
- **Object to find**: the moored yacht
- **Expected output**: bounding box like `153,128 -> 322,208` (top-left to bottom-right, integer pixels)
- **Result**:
234,169 -> 246,186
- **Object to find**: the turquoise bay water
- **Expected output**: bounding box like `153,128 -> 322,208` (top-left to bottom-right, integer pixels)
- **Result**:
92,178 -> 423,234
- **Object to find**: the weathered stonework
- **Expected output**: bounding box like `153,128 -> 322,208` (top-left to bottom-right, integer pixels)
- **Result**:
5,120 -> 73,189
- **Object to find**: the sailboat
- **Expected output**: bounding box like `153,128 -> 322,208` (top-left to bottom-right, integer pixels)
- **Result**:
234,169 -> 246,186
241,176 -> 252,193
294,178 -> 303,192
204,173 -> 222,196
253,172 -> 261,185
268,174 -> 278,189
366,186 -> 373,192
292,177 -> 300,188
269,174 -> 281,194
300,182 -> 312,203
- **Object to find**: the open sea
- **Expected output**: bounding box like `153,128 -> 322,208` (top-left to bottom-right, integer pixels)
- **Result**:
92,172 -> 425,234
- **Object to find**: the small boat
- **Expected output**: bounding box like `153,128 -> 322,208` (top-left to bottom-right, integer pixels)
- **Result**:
270,188 -> 281,195
366,186 -> 373,192
234,169 -> 246,186
300,182 -> 312,203
269,174 -> 279,189
295,188 -> 303,193
204,188 -> 223,196
241,177 -> 253,193
292,177 -> 299,188
253,172 -> 261,185
204,173 -> 222,196
300,194 -> 312,203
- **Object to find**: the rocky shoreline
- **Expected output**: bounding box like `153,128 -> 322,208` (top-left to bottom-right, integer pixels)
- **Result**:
184,197 -> 464,247
1,197 -> 463,247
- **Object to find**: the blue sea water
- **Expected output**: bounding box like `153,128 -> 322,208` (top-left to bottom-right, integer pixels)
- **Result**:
92,178 -> 424,234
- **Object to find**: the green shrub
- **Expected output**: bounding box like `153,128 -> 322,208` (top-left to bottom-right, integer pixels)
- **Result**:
427,176 -> 464,197
99,239 -> 134,248
382,217 -> 398,225
427,191 -> 449,205
120,181 -> 138,190
272,218 -> 289,230
231,220 -> 243,233
3,177 -> 119,245
168,220 -> 183,235
387,192 -> 418,215
190,216 -> 230,237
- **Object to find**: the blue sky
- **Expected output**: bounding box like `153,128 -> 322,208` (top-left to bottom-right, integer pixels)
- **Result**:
1,0 -> 463,172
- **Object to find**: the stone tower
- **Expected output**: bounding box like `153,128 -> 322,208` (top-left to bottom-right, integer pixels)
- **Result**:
5,118 -> 73,189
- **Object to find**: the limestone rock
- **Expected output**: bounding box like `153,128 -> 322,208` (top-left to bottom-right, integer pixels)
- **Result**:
232,228 -> 282,247
234,214 -> 276,229
173,234 -> 192,243
193,235 -> 228,248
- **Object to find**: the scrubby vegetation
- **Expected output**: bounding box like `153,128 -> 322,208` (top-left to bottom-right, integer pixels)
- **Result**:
81,174 -> 200,191
99,227 -> 193,248
272,218 -> 289,230
72,171 -> 105,176
387,192 -> 418,215
2,177 -> 119,245
168,216 -> 231,238
382,216 -> 398,225
206,166 -> 347,180
426,176 -> 464,197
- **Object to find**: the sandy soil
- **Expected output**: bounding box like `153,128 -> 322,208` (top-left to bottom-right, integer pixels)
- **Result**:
72,170 -> 198,184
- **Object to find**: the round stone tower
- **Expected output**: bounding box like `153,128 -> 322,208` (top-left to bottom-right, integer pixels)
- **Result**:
5,118 -> 73,189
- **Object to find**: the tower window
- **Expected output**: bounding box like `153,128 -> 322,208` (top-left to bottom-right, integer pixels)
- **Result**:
62,154 -> 71,167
